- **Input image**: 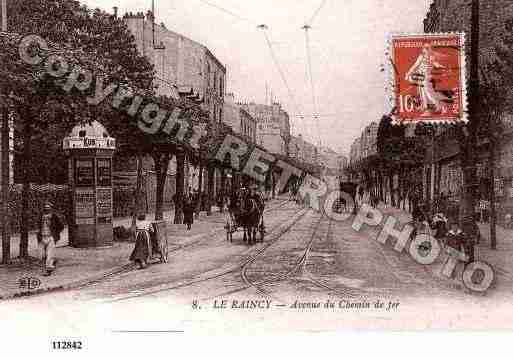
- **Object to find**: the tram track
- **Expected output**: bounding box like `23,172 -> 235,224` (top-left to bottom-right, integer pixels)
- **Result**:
238,213 -> 368,301
105,203 -> 311,303
73,199 -> 293,291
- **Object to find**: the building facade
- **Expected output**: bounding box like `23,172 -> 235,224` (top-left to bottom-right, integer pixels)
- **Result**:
423,0 -> 513,226
123,11 -> 227,199
223,93 -> 257,143
240,102 -> 291,156
124,11 -> 226,123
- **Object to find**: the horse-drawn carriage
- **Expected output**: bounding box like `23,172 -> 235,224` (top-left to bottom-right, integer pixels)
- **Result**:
335,181 -> 359,213
225,188 -> 266,245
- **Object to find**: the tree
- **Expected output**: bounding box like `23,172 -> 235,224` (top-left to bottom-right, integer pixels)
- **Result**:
376,115 -> 429,208
2,0 -> 155,257
470,24 -> 513,249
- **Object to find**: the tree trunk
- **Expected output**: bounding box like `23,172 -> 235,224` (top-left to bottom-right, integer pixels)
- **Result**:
389,173 -> 394,207
272,170 -> 277,199
131,152 -> 144,234
233,171 -> 240,193
19,119 -> 32,259
458,0 -> 480,263
206,164 -> 214,216
219,168 -> 226,213
489,141 -> 497,249
153,152 -> 170,221
1,107 -> 10,264
195,162 -> 203,218
174,150 -> 185,224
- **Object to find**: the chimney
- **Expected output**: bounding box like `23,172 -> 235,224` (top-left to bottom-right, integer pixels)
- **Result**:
113,6 -> 118,18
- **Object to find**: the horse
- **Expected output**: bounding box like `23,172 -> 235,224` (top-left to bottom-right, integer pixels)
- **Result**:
239,190 -> 264,245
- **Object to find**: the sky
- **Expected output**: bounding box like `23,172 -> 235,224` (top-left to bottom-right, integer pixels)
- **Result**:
80,0 -> 431,155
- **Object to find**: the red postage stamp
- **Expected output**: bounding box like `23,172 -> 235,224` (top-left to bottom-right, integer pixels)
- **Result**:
389,33 -> 467,124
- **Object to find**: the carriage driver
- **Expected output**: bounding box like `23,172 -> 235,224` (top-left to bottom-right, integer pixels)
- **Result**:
249,184 -> 265,228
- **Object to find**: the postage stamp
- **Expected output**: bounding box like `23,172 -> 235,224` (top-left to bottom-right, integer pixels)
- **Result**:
388,33 -> 467,125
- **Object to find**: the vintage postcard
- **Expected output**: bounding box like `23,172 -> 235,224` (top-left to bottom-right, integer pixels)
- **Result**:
1,0 -> 513,355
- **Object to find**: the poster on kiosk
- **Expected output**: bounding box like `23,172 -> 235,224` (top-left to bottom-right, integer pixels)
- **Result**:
63,121 -> 116,248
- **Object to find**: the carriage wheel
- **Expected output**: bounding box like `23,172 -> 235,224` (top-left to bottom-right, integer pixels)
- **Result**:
160,238 -> 169,263
259,224 -> 265,242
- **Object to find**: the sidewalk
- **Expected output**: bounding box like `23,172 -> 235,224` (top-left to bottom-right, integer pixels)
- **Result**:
0,205 -> 228,300
376,203 -> 513,288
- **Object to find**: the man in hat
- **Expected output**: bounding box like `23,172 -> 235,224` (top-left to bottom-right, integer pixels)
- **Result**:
37,202 -> 64,276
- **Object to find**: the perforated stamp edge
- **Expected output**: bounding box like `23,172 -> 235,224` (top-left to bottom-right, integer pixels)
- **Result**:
385,32 -> 468,127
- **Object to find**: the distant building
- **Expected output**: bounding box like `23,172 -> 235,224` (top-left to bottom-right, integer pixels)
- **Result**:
349,122 -> 378,165
349,138 -> 361,165
360,122 -> 379,159
289,134 -> 318,166
223,93 -> 257,143
337,154 -> 348,181
318,146 -> 342,176
240,102 -> 290,156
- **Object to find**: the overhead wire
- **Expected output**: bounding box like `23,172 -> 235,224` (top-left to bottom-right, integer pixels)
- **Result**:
260,27 -> 304,135
191,0 -> 312,136
195,0 -> 258,25
308,0 -> 328,26
303,26 -> 320,147
302,0 -> 329,148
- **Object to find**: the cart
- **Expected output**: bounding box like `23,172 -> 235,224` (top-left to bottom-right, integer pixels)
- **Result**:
149,220 -> 168,263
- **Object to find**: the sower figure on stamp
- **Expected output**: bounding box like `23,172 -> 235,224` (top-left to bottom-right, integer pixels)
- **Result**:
37,202 -> 64,276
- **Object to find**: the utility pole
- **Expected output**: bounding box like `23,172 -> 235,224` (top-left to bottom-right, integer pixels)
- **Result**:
460,0 -> 480,262
1,0 -> 11,264
302,24 -> 321,149
151,0 -> 155,47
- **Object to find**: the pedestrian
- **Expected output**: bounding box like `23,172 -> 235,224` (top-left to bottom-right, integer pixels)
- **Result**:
431,212 -> 448,240
129,214 -> 153,269
183,194 -> 195,230
412,202 -> 424,223
193,189 -> 200,218
37,201 -> 64,276
445,219 -> 465,253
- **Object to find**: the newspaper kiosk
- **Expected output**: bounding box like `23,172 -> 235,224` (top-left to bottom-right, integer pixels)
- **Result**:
63,121 -> 116,248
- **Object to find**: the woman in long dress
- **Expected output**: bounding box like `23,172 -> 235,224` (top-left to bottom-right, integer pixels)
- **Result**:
129,214 -> 154,269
